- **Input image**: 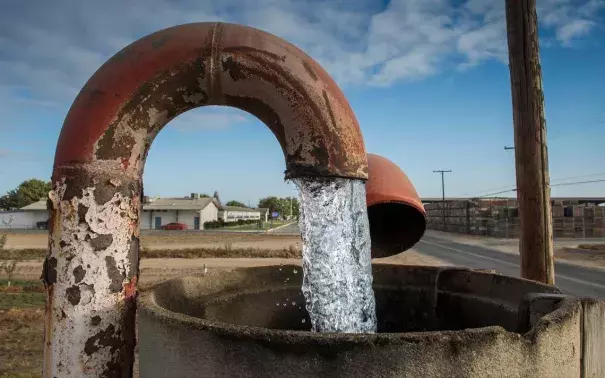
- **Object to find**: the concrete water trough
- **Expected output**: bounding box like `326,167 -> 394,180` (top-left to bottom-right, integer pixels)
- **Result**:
139,264 -> 586,377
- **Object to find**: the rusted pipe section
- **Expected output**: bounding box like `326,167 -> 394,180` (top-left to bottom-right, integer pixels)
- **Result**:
44,22 -> 367,377
365,153 -> 426,258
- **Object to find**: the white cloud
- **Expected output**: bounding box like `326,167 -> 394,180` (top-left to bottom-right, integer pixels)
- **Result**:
557,19 -> 596,44
169,108 -> 248,132
0,0 -> 602,116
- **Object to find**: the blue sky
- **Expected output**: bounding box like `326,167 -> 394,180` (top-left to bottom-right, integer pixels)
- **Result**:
1,0 -> 604,205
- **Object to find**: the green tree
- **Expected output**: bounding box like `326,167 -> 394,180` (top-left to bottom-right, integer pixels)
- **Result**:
225,200 -> 247,208
258,196 -> 300,219
0,179 -> 51,210
258,196 -> 283,216
199,193 -> 211,198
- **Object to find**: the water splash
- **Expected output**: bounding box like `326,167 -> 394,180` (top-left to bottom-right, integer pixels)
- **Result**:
295,177 -> 377,333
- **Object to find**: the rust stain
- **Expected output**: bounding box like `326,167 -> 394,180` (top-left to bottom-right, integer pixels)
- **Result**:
302,60 -> 318,81
223,45 -> 286,62
123,276 -> 137,300
224,95 -> 286,144
151,34 -> 171,50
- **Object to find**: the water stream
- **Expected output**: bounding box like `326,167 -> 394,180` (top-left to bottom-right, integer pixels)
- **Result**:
295,177 -> 377,333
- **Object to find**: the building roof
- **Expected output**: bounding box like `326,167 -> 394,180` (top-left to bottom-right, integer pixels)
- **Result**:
143,197 -> 219,211
20,198 -> 222,211
220,206 -> 263,213
21,198 -> 268,211
21,200 -> 47,211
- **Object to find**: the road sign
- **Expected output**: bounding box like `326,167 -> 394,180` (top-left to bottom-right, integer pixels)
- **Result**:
271,212 -> 279,218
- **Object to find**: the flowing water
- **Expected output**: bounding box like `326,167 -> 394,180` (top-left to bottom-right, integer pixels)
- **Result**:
295,177 -> 377,333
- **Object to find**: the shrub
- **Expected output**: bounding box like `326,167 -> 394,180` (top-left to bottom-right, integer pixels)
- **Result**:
203,220 -> 225,229
203,219 -> 260,229
0,260 -> 19,287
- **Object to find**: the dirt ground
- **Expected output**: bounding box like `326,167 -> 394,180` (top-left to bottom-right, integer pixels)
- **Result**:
7,248 -> 450,287
0,307 -> 43,377
3,231 -> 303,251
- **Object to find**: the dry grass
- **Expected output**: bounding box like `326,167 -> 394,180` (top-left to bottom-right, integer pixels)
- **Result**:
0,304 -> 44,377
1,246 -> 302,260
0,249 -> 46,260
577,244 -> 605,251
556,246 -> 605,267
141,246 -> 301,259
3,231 -> 302,250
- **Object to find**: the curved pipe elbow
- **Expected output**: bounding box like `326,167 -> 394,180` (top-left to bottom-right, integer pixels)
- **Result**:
365,153 -> 426,258
53,22 -> 367,181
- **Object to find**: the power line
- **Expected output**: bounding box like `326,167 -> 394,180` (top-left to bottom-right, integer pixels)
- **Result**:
551,179 -> 605,188
473,179 -> 605,198
468,173 -> 605,198
475,188 -> 516,198
550,172 -> 605,184
467,185 -> 517,197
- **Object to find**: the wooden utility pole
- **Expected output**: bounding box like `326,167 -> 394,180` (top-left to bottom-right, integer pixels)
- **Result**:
505,0 -> 554,285
433,170 -> 452,230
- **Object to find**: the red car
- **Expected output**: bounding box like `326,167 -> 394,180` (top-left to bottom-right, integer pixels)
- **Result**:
161,222 -> 188,230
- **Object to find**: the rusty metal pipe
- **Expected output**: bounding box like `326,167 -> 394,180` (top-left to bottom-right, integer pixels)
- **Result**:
44,22 -> 367,377
366,153 -> 426,258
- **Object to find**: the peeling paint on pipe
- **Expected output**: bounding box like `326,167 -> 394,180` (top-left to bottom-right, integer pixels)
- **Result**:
53,22 -> 367,179
45,22 -> 367,377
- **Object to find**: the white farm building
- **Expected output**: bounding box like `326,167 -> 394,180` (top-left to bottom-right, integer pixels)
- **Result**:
0,193 -> 269,230
141,196 -> 221,230
0,200 -> 48,229
219,206 -> 269,223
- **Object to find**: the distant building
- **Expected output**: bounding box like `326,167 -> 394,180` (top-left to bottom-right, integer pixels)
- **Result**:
1,193 -> 268,230
218,206 -> 269,223
142,195 -> 220,230
0,200 -> 48,229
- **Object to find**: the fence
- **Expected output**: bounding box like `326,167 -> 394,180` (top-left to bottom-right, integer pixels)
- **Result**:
425,198 -> 605,239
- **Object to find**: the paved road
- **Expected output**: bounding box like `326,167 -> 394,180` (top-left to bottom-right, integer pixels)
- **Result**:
269,222 -> 301,235
252,222 -> 605,299
416,233 -> 605,300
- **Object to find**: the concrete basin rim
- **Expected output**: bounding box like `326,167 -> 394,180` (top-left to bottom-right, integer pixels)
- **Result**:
139,289 -> 509,344
138,266 -> 581,345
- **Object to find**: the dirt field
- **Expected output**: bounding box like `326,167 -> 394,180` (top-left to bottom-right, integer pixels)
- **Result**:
3,231 -> 303,251
6,248 -> 450,286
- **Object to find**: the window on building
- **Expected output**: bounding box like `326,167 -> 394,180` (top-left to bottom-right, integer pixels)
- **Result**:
563,207 -> 573,217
